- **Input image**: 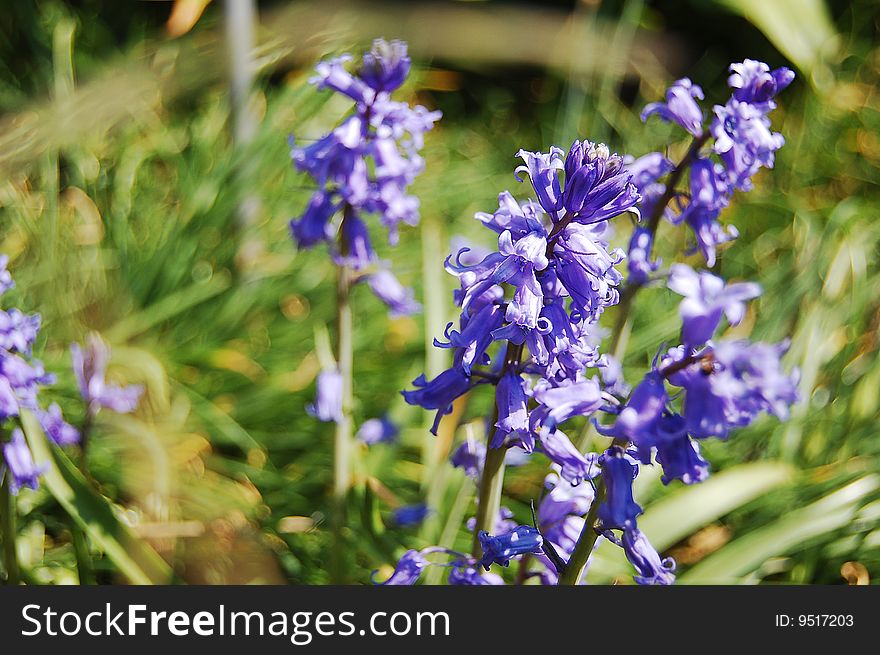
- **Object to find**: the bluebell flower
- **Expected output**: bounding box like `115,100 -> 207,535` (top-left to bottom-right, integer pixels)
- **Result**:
667,264 -> 762,347
450,436 -> 485,480
530,376 -> 604,433
366,268 -> 421,317
621,528 -> 676,585
655,428 -> 710,486
402,366 -> 472,435
335,212 -> 376,270
559,141 -> 641,223
289,191 -> 337,248
641,78 -> 705,136
727,59 -> 794,112
358,39 -> 411,93
679,158 -> 737,266
37,403 -> 80,446
2,428 -> 45,495
434,304 -> 503,375
372,549 -> 429,585
711,99 -> 784,190
356,415 -> 399,445
664,340 -> 798,439
393,504 -> 431,527
627,227 -> 660,286
478,524 -> 544,570
307,368 -> 344,423
71,334 -> 143,418
448,563 -> 504,585
538,428 -> 600,486
492,372 -> 531,450
597,446 -> 642,530
626,152 -> 675,225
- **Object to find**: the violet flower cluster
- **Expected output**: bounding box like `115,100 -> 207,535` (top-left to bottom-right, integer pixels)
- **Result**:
289,38 -> 440,314
632,59 -> 794,271
380,59 -> 798,586
0,256 -> 79,494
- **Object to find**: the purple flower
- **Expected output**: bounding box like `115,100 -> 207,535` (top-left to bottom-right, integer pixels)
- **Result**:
711,99 -> 785,190
597,446 -> 642,530
478,525 -> 544,570
665,340 -> 798,439
366,268 -> 421,317
307,368 -> 344,423
372,549 -> 429,585
335,212 -> 376,270
553,222 -> 625,321
2,428 -> 45,495
667,264 -> 762,347
72,334 -> 143,417
728,59 -> 794,111
402,366 -> 472,435
358,39 -> 411,93
559,141 -> 640,223
515,147 -> 565,219
0,309 -> 41,355
37,403 -> 80,446
538,428 -> 600,486
655,429 -> 710,485
393,504 -> 431,527
492,372 -> 531,450
621,528 -> 676,585
289,191 -> 337,248
450,436 -> 485,480
627,227 -> 660,286
641,78 -> 705,136
434,304 -> 503,375
448,563 -> 505,585
530,376 -> 604,433
356,415 -> 399,445
0,256 -> 13,296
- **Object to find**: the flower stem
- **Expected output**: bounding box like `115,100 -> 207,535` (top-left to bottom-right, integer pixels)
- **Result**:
332,210 -> 355,583
1,472 -> 19,585
471,341 -> 523,556
557,482 -> 605,585
73,430 -> 95,585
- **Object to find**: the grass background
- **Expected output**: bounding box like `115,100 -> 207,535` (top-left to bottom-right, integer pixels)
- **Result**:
0,0 -> 878,584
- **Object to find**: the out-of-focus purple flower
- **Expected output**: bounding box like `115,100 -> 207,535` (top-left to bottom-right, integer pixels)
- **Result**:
597,446 -> 642,530
711,99 -> 785,190
335,213 -> 376,270
727,59 -> 794,112
71,334 -> 143,418
37,403 -> 80,446
478,525 -> 544,570
641,78 -> 705,136
0,256 -> 13,296
393,504 -> 431,527
366,268 -> 421,317
468,507 -> 518,537
307,368 -> 344,423
664,340 -> 798,439
667,264 -> 762,347
2,428 -> 45,495
621,528 -> 676,585
450,436 -> 485,480
599,353 -> 629,397
448,563 -> 505,585
402,366 -> 472,435
289,191 -> 337,248
356,415 -> 399,445
627,227 -> 660,286
538,428 -> 599,486
372,549 -> 429,585
0,309 -> 41,355
358,39 -> 411,93
291,41 -> 439,256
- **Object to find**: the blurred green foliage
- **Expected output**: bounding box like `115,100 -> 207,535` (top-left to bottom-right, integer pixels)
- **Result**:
0,0 -> 878,585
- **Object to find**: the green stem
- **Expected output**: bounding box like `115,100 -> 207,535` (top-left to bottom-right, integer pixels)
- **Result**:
73,432 -> 95,585
1,472 -> 19,585
470,342 -> 523,556
331,210 -> 355,583
558,480 -> 606,585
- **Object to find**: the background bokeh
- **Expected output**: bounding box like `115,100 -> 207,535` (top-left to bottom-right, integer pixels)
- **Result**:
1,0 -> 878,584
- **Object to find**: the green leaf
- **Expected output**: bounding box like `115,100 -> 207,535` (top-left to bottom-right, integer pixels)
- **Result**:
714,0 -> 837,77
679,474 -> 880,584
587,461 -> 796,583
22,412 -> 173,585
